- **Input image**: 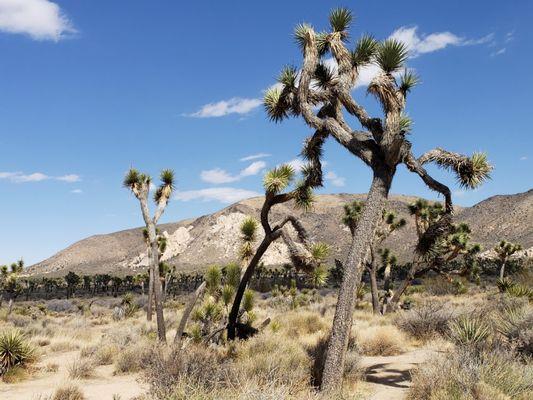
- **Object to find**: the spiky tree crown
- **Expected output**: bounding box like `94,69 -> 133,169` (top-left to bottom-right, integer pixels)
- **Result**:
494,240 -> 522,258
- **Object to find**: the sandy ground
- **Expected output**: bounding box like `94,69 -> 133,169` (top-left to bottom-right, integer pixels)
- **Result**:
0,350 -> 147,400
361,349 -> 435,400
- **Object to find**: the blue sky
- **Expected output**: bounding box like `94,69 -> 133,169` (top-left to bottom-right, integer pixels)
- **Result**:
0,0 -> 531,265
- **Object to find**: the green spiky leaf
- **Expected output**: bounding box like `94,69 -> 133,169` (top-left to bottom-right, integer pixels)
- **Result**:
264,86 -> 290,123
329,8 -> 352,34
376,39 -> 409,73
294,23 -> 314,50
399,70 -> 420,94
263,165 -> 295,194
351,34 -> 378,67
278,65 -> 298,88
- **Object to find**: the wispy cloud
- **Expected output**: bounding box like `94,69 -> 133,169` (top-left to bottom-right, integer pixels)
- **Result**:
201,161 -> 266,184
240,153 -> 271,162
186,97 -> 262,118
325,171 -> 346,187
390,26 -> 493,57
0,0 -> 76,41
0,171 -> 81,183
70,189 -> 83,194
491,48 -> 506,57
520,156 -> 528,161
175,187 -> 261,203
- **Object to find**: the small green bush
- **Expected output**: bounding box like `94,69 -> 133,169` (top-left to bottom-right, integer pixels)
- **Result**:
0,329 -> 36,376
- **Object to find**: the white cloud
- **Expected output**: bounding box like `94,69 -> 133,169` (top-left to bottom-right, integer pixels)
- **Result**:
390,26 -> 492,58
56,174 -> 81,182
0,0 -> 75,41
240,161 -> 266,177
240,153 -> 271,162
175,187 -> 261,203
70,189 -> 82,194
187,97 -> 262,118
520,156 -> 528,161
201,161 -> 266,184
0,171 -> 81,183
325,171 -> 346,187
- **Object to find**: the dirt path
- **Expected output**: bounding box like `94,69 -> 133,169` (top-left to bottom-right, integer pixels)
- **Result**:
361,349 -> 434,400
0,350 -> 147,400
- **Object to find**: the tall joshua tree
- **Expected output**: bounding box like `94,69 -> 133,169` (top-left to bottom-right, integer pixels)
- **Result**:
123,168 -> 175,342
264,8 -> 492,391
495,240 -> 522,280
227,164 -> 326,340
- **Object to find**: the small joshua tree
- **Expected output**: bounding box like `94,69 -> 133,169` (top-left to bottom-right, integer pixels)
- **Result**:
227,164 -> 328,340
123,168 -> 175,342
494,240 -> 522,280
385,200 -> 481,312
64,272 -> 81,299
265,8 -> 492,389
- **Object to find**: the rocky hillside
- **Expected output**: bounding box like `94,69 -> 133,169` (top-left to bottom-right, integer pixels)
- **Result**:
26,190 -> 533,277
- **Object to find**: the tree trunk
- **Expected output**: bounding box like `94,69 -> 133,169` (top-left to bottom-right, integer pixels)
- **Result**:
228,236 -> 273,340
7,298 -> 13,316
150,238 -> 166,343
147,266 -> 154,321
321,169 -> 392,392
369,263 -> 380,315
174,281 -> 206,345
384,261 -> 419,314
383,263 -> 392,292
499,257 -> 507,280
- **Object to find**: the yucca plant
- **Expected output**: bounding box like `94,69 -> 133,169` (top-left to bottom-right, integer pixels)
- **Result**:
497,277 -> 515,293
0,330 -> 36,376
494,240 -> 522,280
506,284 -> 533,300
449,316 -> 491,348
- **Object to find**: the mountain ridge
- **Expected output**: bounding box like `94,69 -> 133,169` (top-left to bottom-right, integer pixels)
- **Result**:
26,190 -> 533,277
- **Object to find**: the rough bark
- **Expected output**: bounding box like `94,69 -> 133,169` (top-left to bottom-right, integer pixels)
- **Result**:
147,265 -> 154,321
321,169 -> 392,391
369,261 -> 380,315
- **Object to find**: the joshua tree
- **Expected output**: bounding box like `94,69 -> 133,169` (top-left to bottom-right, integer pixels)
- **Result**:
123,168 -> 175,342
64,271 -> 81,299
227,164 -> 327,340
494,240 -> 522,280
385,201 -> 481,312
264,8 -> 492,390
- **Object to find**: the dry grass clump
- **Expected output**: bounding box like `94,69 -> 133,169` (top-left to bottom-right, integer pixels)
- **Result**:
408,349 -> 533,400
67,357 -> 96,379
43,362 -> 59,372
114,341 -> 152,374
50,339 -> 79,353
358,325 -> 407,356
52,384 -> 86,400
395,302 -> 454,340
281,310 -> 329,337
1,365 -> 29,383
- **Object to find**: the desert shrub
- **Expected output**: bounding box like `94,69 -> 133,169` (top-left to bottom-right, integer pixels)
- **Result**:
68,357 -> 95,379
8,314 -> 33,328
236,334 -> 311,390
496,306 -> 533,357
408,349 -> 533,400
358,325 -> 406,356
46,299 -> 77,313
425,277 -> 468,296
114,342 -> 152,374
506,283 -> 533,300
52,384 -> 86,400
0,329 -> 36,377
395,302 -> 454,340
94,344 -> 118,365
2,365 -> 28,383
449,315 -> 491,348
282,311 -> 329,337
144,344 -> 234,398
